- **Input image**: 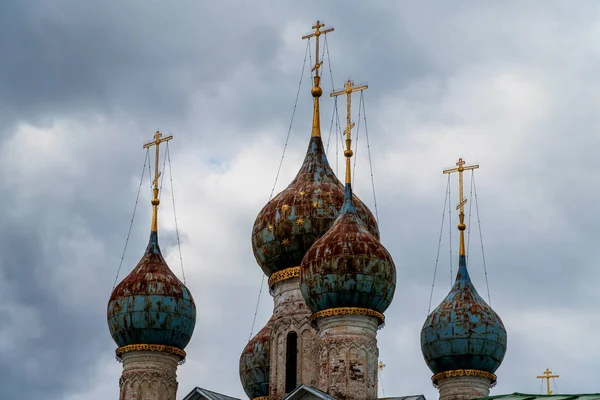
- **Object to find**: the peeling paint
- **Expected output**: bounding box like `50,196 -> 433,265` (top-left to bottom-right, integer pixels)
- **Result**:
240,318 -> 272,399
300,184 -> 396,314
252,136 -> 379,277
420,255 -> 507,374
107,232 -> 196,350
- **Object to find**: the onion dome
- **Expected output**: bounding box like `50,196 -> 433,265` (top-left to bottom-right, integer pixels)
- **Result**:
107,231 -> 196,350
300,183 -> 396,318
420,255 -> 507,374
107,131 -> 196,354
252,137 -> 379,278
239,318 -> 272,399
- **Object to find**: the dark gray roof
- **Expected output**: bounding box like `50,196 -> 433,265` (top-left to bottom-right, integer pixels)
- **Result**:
477,393 -> 600,400
284,385 -> 337,400
283,385 -> 425,400
183,387 -> 242,400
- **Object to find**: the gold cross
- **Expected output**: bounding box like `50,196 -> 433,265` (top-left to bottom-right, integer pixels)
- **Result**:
143,130 -> 173,232
302,20 -> 334,76
537,368 -> 559,395
331,80 -> 368,185
443,158 -> 479,256
378,361 -> 386,371
144,130 -> 173,189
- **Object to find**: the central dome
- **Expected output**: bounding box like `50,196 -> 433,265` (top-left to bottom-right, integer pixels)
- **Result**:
251,136 -> 379,277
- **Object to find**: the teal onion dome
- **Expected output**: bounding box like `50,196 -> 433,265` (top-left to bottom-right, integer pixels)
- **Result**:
107,231 -> 196,350
300,184 -> 396,315
251,136 -> 379,277
420,255 -> 507,374
239,318 -> 272,399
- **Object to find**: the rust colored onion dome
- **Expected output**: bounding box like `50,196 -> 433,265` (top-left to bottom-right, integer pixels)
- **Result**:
300,184 -> 396,315
239,318 -> 272,399
252,136 -> 379,277
107,232 -> 196,350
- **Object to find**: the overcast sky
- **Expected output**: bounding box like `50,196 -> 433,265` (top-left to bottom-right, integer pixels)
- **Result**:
1,1 -> 599,399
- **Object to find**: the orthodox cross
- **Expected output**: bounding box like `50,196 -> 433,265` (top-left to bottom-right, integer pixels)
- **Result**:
443,158 -> 479,256
331,80 -> 368,184
302,21 -> 333,138
302,20 -> 334,76
143,130 -> 173,231
537,368 -> 559,395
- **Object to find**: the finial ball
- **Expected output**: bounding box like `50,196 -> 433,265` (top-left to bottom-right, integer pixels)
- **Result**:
458,223 -> 466,231
344,149 -> 353,157
312,86 -> 323,97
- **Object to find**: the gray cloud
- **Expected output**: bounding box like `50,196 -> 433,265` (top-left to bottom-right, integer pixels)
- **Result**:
1,1 -> 599,400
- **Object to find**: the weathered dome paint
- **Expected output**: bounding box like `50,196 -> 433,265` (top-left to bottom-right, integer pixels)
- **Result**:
300,184 -> 396,314
421,255 -> 507,374
252,136 -> 379,277
107,232 -> 196,350
239,319 -> 272,399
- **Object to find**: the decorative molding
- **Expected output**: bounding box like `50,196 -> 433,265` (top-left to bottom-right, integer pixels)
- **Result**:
432,369 -> 497,388
311,307 -> 385,326
116,344 -> 186,362
268,266 -> 300,288
252,397 -> 269,400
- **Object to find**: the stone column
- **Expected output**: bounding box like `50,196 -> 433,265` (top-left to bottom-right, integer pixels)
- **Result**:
119,350 -> 180,400
435,373 -> 494,400
316,314 -> 379,400
269,273 -> 319,400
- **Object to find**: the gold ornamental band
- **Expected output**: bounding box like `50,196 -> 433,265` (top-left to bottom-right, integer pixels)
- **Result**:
268,266 -> 301,288
432,369 -> 497,386
311,307 -> 385,326
116,344 -> 186,360
252,397 -> 269,400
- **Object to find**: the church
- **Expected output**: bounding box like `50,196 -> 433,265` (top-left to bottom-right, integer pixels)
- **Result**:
104,21 -> 593,400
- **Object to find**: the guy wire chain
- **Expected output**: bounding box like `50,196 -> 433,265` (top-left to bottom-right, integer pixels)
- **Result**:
360,93 -> 380,223
352,90 -> 362,188
326,97 -> 337,154
248,40 -> 310,342
472,172 -> 492,304
448,175 -> 453,285
428,174 -> 451,314
165,142 -> 187,284
323,34 -> 344,175
324,34 -> 338,155
113,149 -> 150,289
466,170 -> 474,262
158,140 -> 169,200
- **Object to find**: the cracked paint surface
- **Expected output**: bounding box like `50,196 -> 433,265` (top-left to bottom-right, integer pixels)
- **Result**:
252,136 -> 379,277
107,231 -> 196,350
420,255 -> 507,374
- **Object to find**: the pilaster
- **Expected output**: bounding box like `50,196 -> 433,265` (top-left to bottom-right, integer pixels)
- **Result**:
118,350 -> 180,400
315,314 -> 379,400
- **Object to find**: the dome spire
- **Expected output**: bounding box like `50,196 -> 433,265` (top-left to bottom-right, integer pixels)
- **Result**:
302,21 -> 334,138
331,79 -> 368,186
442,157 -> 479,256
143,130 -> 173,233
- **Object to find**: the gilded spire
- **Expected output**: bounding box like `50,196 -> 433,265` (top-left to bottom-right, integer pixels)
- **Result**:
331,79 -> 368,184
443,158 -> 479,256
143,130 -> 173,232
302,20 -> 334,138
